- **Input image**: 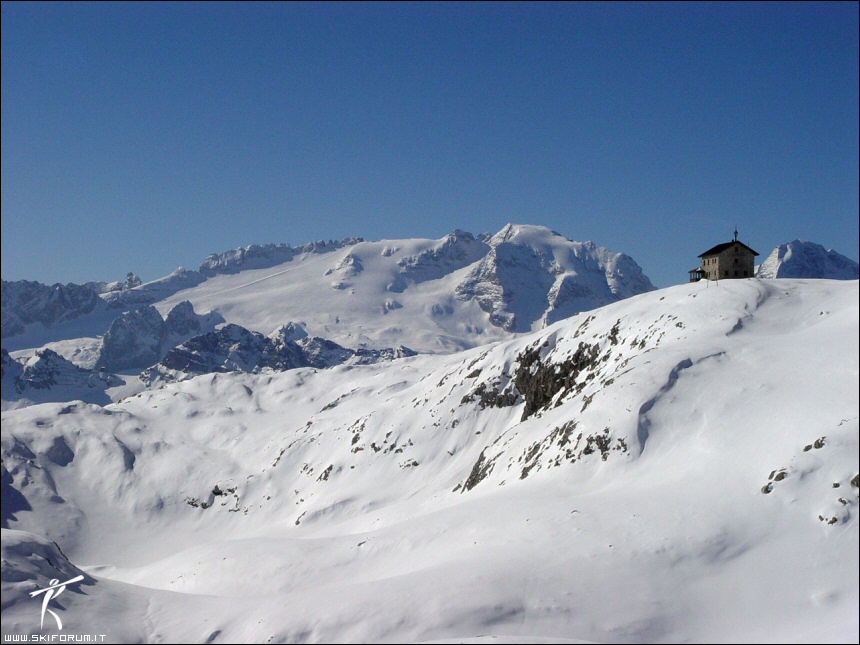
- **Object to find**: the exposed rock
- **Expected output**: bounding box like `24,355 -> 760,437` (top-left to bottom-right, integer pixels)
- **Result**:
165,300 -> 202,337
141,323 -> 306,385
98,306 -> 167,372
2,348 -> 118,405
17,349 -> 88,390
298,337 -> 354,369
460,379 -> 519,410
2,279 -> 106,339
351,345 -> 417,365
462,449 -> 499,493
141,324 -> 416,386
514,341 -> 600,421
2,348 -> 22,381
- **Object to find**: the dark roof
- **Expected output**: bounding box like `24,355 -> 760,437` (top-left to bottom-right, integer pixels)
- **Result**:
688,267 -> 706,274
698,240 -> 759,258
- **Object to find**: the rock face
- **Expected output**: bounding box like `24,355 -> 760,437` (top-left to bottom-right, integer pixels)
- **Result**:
1,348 -> 23,383
1,280 -> 106,339
165,300 -> 202,336
97,301 -> 218,372
140,324 -> 416,386
142,324 -> 306,383
757,240 -> 859,279
98,306 -> 167,372
296,336 -> 415,368
455,224 -> 655,332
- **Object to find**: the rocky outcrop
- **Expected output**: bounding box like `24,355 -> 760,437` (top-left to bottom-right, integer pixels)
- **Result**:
1,348 -> 23,383
298,336 -> 416,368
140,324 -> 307,386
1,348 -> 118,405
141,325 -> 417,386
96,301 -> 217,372
97,306 -> 167,372
1,280 -> 106,339
165,300 -> 202,336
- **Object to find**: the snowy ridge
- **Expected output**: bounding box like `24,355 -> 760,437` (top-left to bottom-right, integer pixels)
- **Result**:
758,239 -> 860,279
101,267 -> 208,310
84,272 -> 142,295
199,237 -> 364,276
390,229 -> 490,292
1,279 -> 857,643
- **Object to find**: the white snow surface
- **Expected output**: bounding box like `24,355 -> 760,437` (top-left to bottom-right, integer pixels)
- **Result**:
758,239 -> 860,280
2,278 -> 858,643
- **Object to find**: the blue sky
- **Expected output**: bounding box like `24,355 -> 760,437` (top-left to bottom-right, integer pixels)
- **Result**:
2,2 -> 858,288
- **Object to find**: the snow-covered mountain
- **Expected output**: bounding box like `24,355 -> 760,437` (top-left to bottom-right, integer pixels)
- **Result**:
758,239 -> 860,279
2,224 -> 655,363
455,224 -> 654,331
2,278 -> 857,643
145,224 -> 655,354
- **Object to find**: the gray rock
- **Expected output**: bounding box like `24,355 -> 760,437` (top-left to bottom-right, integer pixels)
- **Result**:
1,279 -> 106,339
98,306 -> 167,372
165,301 -> 202,337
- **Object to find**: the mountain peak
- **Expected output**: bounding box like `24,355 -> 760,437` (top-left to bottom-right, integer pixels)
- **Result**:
456,226 -> 655,332
758,239 -> 859,279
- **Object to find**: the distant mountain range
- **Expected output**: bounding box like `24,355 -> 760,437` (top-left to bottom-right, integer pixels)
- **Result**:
1,226 -> 856,409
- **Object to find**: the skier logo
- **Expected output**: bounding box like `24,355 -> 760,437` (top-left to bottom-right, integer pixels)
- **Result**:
29,575 -> 84,630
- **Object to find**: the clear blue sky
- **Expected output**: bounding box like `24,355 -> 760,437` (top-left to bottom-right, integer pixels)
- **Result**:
2,1 -> 858,288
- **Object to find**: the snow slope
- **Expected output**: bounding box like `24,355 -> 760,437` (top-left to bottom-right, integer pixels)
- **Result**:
2,278 -> 857,643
